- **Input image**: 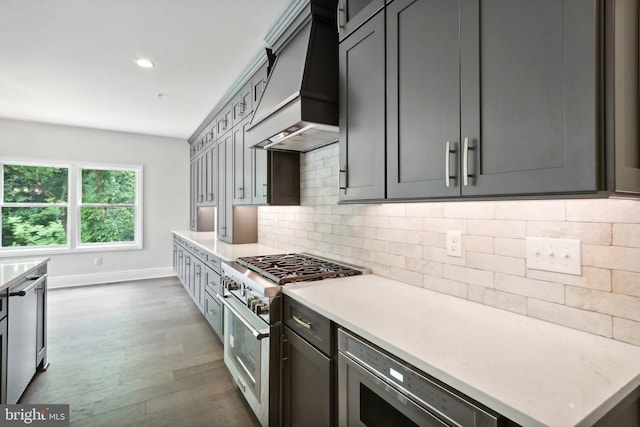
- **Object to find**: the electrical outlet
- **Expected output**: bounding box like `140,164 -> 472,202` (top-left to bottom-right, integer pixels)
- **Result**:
526,237 -> 581,275
446,230 -> 463,257
94,257 -> 102,266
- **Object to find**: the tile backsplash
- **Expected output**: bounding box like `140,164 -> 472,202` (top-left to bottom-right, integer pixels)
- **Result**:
258,143 -> 640,346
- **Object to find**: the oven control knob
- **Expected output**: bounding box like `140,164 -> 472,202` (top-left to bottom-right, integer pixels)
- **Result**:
224,277 -> 239,291
249,298 -> 261,311
255,303 -> 269,315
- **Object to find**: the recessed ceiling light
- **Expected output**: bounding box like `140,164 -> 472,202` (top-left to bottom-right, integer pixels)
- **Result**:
135,58 -> 155,68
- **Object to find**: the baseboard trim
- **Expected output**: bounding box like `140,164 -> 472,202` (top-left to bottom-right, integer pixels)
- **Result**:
48,267 -> 176,289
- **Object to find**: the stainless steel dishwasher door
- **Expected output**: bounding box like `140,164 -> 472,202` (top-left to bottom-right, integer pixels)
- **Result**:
7,279 -> 38,404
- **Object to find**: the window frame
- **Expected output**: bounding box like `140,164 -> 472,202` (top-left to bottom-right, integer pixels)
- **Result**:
1,159 -> 143,256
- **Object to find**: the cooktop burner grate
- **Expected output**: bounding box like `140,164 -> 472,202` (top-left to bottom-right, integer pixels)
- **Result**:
236,253 -> 363,285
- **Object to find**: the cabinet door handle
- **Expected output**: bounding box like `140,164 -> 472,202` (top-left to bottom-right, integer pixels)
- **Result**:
337,0 -> 345,33
463,137 -> 475,186
339,165 -> 347,193
263,182 -> 267,198
237,186 -> 244,199
292,314 -> 312,329
445,141 -> 457,188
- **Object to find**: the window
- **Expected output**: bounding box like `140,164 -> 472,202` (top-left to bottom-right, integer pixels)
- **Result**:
1,161 -> 142,254
80,168 -> 137,245
2,164 -> 69,248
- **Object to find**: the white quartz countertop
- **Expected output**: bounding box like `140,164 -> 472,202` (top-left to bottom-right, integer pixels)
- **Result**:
0,257 -> 50,291
172,231 -> 285,261
284,275 -> 640,427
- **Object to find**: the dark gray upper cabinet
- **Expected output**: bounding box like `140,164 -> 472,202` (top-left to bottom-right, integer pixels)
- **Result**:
217,133 -> 232,242
252,148 -> 268,204
337,0 -> 385,41
268,151 -> 300,205
232,81 -> 252,128
232,117 -> 252,205
386,0 -> 460,199
386,0 -> 600,200
459,0 -> 597,196
339,10 -> 386,201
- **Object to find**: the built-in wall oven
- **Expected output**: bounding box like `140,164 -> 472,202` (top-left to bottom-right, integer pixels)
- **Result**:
338,328 -> 505,427
218,253 -> 367,427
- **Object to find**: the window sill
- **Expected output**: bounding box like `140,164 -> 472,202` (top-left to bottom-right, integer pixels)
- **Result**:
0,243 -> 143,257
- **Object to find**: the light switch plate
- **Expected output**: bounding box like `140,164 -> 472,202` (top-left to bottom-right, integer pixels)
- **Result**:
446,230 -> 463,257
526,237 -> 581,275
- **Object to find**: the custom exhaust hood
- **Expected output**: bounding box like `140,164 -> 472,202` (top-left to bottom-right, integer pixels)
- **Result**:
246,0 -> 338,152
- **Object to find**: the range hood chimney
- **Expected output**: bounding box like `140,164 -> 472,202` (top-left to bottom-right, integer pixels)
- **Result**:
246,0 -> 338,152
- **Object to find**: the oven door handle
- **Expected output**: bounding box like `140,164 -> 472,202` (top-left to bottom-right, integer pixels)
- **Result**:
216,293 -> 270,340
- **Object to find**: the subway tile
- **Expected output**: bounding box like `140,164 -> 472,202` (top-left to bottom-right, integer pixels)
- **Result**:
388,217 -> 424,231
341,235 -> 364,249
423,218 -> 467,233
467,286 -> 527,315
373,252 -> 405,268
370,203 -> 406,217
463,235 -> 494,254
389,242 -> 423,258
612,270 -> 640,297
405,257 -> 444,276
613,317 -> 640,346
423,247 -> 467,267
466,252 -> 526,276
494,238 -> 526,258
423,276 -> 468,299
494,273 -> 564,304
343,215 -> 365,227
376,227 -> 407,243
494,200 -> 565,221
406,203 -> 444,218
527,299 -> 613,338
351,248 -> 376,263
527,221 -> 612,245
386,267 -> 424,287
443,265 -> 494,288
566,287 -> 640,322
364,216 -> 391,229
361,238 -> 389,253
406,230 -> 444,248
526,267 -> 611,292
444,201 -> 494,219
612,223 -> 640,248
468,219 -> 527,239
583,245 -> 640,273
566,199 -> 640,223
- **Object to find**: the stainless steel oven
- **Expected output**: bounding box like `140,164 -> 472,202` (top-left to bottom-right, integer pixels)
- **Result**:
219,253 -> 368,427
338,328 -> 502,427
219,292 -> 275,426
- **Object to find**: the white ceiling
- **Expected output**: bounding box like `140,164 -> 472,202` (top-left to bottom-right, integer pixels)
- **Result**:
0,0 -> 292,139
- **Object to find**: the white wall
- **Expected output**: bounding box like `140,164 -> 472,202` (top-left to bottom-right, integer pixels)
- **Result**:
259,143 -> 640,347
0,117 -> 189,287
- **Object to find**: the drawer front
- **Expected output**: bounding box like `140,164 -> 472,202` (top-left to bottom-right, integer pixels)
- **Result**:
205,266 -> 221,296
206,253 -> 221,273
204,291 -> 223,341
192,245 -> 206,261
284,296 -> 332,356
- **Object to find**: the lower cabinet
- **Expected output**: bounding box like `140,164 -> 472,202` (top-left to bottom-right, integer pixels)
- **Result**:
173,235 -> 223,340
0,297 -> 7,404
282,296 -> 334,427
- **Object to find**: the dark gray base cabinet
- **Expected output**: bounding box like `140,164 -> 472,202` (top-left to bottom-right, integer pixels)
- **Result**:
173,236 -> 223,341
282,296 -> 334,427
0,297 -> 6,404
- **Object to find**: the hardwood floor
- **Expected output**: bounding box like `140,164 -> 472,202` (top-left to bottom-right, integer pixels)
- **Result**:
20,277 -> 260,427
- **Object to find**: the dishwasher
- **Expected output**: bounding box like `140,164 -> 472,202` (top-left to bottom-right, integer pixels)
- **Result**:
7,273 -> 46,404
337,328 -> 506,427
